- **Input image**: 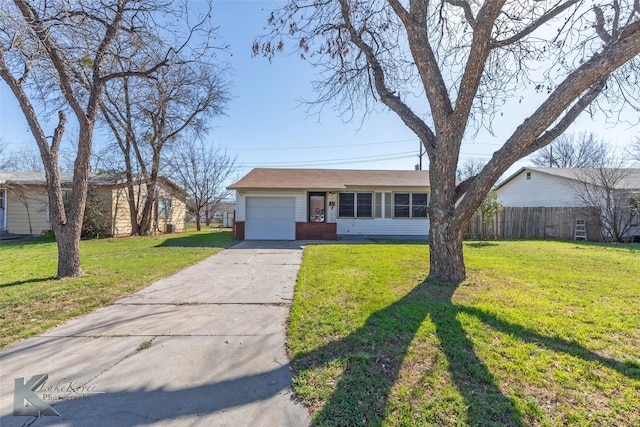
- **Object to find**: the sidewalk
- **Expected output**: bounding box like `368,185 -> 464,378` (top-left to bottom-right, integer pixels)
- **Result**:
0,241 -> 311,426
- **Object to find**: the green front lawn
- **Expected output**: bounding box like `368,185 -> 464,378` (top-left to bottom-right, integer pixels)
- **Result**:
290,241 -> 640,426
0,228 -> 235,348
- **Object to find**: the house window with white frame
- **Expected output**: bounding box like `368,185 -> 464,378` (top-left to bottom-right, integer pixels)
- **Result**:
338,192 -> 373,218
393,193 -> 428,218
157,197 -> 172,219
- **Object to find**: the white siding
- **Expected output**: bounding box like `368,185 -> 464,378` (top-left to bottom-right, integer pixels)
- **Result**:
497,170 -> 582,207
4,186 -> 50,235
337,218 -> 429,237
235,189 -> 430,239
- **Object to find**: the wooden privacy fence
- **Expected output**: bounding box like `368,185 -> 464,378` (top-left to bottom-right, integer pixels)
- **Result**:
465,207 -> 603,241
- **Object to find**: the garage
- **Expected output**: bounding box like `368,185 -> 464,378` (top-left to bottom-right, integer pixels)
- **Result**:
245,197 -> 296,240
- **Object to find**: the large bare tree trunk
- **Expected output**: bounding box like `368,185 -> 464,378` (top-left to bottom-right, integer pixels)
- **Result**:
426,143 -> 469,283
428,217 -> 466,283
139,171 -> 158,236
54,223 -> 83,278
50,123 -> 93,278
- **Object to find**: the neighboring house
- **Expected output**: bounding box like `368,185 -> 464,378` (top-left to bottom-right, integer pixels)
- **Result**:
227,168 -> 431,240
495,167 -> 640,240
92,174 -> 188,236
0,172 -> 187,236
0,172 -> 71,237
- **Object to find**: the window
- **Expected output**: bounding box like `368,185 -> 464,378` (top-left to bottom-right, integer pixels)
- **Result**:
631,196 -> 639,226
394,193 -> 410,218
374,193 -> 393,218
356,193 -> 372,217
157,197 -> 172,219
394,193 -> 428,218
309,192 -> 326,222
526,171 -> 532,180
338,192 -> 373,218
338,193 -> 354,217
412,193 -> 428,218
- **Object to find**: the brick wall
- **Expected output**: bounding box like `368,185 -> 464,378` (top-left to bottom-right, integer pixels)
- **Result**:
296,222 -> 337,240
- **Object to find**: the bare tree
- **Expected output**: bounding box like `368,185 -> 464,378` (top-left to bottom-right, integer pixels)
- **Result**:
255,1 -> 640,282
168,140 -> 237,231
101,59 -> 229,235
0,144 -> 15,171
531,132 -> 610,168
0,1 -> 211,277
457,159 -> 485,182
630,137 -> 640,164
0,147 -> 43,172
477,189 -> 503,242
574,165 -> 640,242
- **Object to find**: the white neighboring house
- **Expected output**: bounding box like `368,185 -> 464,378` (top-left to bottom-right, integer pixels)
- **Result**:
227,168 -> 431,240
495,167 -> 640,240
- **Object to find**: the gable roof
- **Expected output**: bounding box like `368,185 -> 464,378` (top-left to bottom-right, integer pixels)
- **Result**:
0,172 -> 74,185
227,168 -> 431,191
496,167 -> 640,190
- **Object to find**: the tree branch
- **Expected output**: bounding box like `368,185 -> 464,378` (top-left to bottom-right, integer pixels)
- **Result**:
445,0 -> 476,28
13,0 -> 86,123
339,0 -> 438,151
522,80 -> 606,158
452,0 -> 504,135
594,5 -> 612,44
389,0 -> 454,140
491,0 -> 582,48
453,19 -> 640,222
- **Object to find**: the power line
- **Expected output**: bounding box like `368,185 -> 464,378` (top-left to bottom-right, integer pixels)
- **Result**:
231,138 -> 419,151
243,151 -> 417,168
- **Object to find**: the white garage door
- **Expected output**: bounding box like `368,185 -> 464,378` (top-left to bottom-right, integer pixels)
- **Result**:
245,197 -> 296,240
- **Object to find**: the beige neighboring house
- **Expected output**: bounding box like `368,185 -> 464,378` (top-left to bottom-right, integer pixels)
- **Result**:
0,172 -> 187,237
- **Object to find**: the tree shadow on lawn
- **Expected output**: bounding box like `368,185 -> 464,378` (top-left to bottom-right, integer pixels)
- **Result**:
0,235 -> 56,247
154,231 -> 235,248
293,280 -> 639,426
467,241 -> 500,248
0,276 -> 57,288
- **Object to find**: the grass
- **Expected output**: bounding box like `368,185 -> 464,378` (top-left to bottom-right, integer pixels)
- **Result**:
290,240 -> 640,426
0,227 -> 235,349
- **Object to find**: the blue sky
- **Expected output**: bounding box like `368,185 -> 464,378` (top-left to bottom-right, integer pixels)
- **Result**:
1,1 -> 638,180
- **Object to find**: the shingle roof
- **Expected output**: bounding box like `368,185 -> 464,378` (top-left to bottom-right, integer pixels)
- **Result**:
227,168 -> 431,191
0,172 -> 74,185
497,167 -> 640,190
0,172 -> 187,195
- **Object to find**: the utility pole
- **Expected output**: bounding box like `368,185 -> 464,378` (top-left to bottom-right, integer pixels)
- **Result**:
418,140 -> 424,170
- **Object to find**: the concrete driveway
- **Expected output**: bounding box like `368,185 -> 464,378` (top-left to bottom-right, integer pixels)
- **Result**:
0,241 -> 311,426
